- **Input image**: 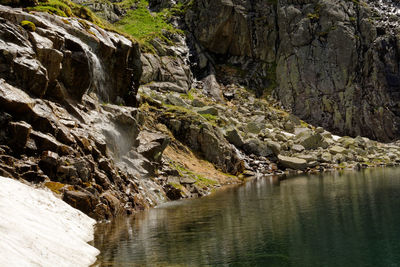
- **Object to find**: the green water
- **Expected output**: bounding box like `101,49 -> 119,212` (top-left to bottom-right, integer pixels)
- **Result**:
94,168 -> 400,266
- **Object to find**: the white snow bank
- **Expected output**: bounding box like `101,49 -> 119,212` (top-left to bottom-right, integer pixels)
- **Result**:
0,177 -> 99,267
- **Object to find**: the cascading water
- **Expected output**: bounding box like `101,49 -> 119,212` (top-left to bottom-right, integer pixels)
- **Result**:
86,51 -> 107,102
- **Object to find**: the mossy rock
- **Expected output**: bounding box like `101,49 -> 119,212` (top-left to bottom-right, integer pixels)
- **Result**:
45,181 -> 65,194
20,20 -> 36,31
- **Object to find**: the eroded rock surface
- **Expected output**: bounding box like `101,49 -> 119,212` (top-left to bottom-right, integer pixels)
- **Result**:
186,0 -> 400,142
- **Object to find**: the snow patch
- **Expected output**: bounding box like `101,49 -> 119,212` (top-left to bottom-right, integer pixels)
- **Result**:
0,177 -> 99,267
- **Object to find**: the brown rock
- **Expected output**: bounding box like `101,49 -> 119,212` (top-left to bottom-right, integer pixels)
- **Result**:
63,190 -> 98,217
8,121 -> 32,149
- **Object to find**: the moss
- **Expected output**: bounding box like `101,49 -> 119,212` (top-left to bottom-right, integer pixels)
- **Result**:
26,0 -> 111,33
115,0 -> 182,48
307,13 -> 319,21
45,181 -> 65,194
180,91 -> 194,101
20,20 -> 36,31
199,113 -> 218,122
168,182 -> 184,191
300,120 -> 309,128
28,5 -> 67,16
171,163 -> 218,187
27,0 -> 73,17
194,174 -> 218,187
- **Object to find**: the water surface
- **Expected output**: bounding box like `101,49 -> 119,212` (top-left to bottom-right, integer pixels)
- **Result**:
94,168 -> 400,266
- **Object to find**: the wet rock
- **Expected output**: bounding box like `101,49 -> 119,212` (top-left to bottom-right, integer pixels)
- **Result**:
38,151 -> 59,180
8,121 -> 32,150
63,190 -> 99,218
137,131 -> 169,162
21,171 -> 46,183
0,5 -> 142,104
73,158 -> 91,183
165,184 -> 184,200
30,131 -> 63,153
56,165 -> 79,184
0,80 -> 35,115
101,191 -> 122,215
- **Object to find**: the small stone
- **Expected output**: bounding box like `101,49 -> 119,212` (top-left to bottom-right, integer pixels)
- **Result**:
292,144 -> 305,152
246,122 -> 262,134
180,176 -> 196,184
321,152 -> 332,163
191,98 -> 206,107
196,106 -> 219,116
329,146 -> 346,155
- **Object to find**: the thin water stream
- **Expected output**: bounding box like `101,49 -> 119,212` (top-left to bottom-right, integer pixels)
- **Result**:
94,168 -> 400,266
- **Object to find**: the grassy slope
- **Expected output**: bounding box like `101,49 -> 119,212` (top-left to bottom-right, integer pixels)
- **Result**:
23,0 -> 185,50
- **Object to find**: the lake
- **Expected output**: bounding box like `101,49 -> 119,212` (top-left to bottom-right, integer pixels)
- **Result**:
94,168 -> 400,266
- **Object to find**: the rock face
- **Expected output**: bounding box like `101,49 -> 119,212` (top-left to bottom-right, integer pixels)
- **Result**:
140,35 -> 193,93
0,5 -> 162,221
0,5 -> 141,104
186,0 -> 400,142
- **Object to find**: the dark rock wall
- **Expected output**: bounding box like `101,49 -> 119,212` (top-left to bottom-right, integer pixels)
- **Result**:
187,0 -> 400,142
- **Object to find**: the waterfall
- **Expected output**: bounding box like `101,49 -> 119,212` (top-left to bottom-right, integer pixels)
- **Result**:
86,51 -> 108,102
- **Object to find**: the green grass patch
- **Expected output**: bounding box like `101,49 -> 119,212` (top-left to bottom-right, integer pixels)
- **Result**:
199,113 -> 218,122
180,91 -> 194,101
115,0 -> 182,50
173,163 -> 218,187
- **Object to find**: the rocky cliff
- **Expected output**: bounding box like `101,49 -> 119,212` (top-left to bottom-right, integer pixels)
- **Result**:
186,0 -> 400,142
0,5 -> 168,220
0,4 -> 244,220
1,0 -> 400,221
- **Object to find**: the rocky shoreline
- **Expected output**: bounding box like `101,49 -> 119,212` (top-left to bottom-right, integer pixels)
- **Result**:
0,0 -> 399,223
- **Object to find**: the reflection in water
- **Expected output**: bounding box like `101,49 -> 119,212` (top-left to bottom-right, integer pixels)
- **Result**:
94,168 -> 400,266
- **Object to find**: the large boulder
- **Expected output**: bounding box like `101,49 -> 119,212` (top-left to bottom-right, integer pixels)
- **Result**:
242,138 -> 273,157
296,131 -> 328,150
137,131 -> 169,162
224,127 -> 244,147
278,155 -> 307,170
